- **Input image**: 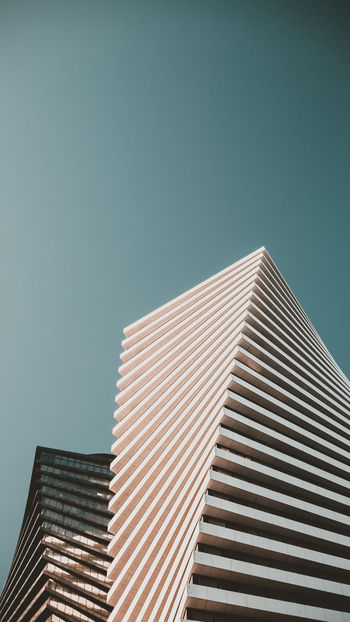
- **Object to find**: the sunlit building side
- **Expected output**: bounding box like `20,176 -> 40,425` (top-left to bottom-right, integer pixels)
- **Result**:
107,247 -> 350,622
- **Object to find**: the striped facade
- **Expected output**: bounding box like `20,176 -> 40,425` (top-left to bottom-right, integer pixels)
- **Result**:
108,247 -> 350,622
0,447 -> 113,622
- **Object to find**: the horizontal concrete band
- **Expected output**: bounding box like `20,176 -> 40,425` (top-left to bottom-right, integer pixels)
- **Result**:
186,583 -> 348,621
192,550 -> 350,597
204,493 -> 350,551
217,422 -> 350,495
198,521 -> 350,574
208,469 -> 350,531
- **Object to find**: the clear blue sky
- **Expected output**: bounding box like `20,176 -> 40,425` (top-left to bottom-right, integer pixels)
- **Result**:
0,0 -> 349,588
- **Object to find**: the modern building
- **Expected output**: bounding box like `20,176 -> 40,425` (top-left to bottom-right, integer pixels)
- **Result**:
107,247 -> 350,622
0,447 -> 113,622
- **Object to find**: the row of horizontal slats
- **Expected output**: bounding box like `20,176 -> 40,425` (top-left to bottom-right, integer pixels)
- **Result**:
108,247 -> 350,622
185,253 -> 350,622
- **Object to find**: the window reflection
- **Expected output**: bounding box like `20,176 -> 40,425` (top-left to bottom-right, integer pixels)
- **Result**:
40,452 -> 112,476
42,509 -> 110,538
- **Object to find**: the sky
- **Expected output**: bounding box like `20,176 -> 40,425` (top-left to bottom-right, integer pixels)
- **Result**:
0,0 -> 349,589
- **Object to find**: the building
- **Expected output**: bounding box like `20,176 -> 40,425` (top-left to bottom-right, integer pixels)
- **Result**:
107,247 -> 350,622
0,447 -> 113,622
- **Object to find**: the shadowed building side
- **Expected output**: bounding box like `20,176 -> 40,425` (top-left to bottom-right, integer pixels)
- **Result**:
107,247 -> 350,622
0,447 -> 113,622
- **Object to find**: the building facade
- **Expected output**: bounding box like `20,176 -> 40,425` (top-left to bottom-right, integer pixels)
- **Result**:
0,447 -> 113,622
107,247 -> 350,621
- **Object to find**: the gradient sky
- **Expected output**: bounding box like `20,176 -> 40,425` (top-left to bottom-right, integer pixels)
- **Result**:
0,0 -> 349,588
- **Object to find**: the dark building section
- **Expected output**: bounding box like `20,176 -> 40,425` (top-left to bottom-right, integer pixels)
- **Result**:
0,447 -> 113,622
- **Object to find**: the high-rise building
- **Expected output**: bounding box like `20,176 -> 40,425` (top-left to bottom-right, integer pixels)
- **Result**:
0,447 -> 113,622
107,247 -> 350,622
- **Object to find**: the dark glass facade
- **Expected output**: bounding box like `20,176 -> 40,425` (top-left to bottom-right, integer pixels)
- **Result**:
0,447 -> 113,622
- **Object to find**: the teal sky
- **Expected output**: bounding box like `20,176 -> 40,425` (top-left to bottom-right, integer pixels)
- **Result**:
0,0 -> 349,588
